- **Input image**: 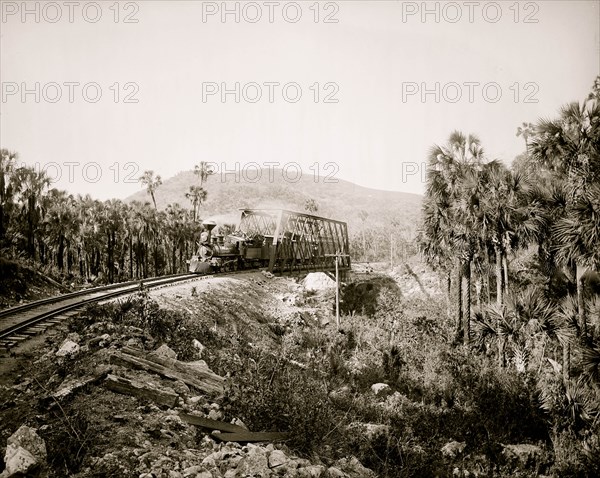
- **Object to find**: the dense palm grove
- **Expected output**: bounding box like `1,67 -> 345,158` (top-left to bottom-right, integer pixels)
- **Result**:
0,160 -> 216,283
418,76 -> 600,474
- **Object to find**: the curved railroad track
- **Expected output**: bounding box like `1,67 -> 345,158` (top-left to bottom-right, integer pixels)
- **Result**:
0,273 -> 202,350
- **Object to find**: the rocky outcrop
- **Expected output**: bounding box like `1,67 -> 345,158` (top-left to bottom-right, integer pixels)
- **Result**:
502,444 -> 544,469
0,425 -> 47,478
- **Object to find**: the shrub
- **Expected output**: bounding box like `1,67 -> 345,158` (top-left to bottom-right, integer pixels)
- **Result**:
221,346 -> 338,455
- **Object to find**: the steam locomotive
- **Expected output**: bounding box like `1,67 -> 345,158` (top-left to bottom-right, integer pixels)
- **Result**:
188,220 -> 273,273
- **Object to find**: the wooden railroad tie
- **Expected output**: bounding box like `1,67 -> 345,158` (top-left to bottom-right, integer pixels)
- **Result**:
179,412 -> 288,443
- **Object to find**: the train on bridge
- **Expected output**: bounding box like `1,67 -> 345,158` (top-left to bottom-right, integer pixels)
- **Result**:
188,209 -> 350,275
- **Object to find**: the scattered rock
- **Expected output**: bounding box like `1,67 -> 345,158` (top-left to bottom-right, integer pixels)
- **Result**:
326,466 -> 346,478
151,344 -> 178,360
56,339 -> 80,357
502,444 -> 544,469
232,418 -> 249,430
302,272 -> 336,291
370,383 -> 391,397
0,425 -> 47,478
208,409 -> 223,421
193,339 -> 205,357
335,456 -> 375,477
442,441 -> 467,458
236,452 -> 270,477
268,449 -> 289,468
298,465 -> 327,477
347,422 -> 391,442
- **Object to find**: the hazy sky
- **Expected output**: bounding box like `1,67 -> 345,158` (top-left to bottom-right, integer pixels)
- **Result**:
1,0 -> 598,200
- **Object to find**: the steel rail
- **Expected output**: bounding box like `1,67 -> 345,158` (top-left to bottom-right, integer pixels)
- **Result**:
0,273 -> 190,322
0,273 -> 198,347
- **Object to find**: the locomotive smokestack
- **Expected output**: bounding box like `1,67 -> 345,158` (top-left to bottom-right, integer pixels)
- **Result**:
202,220 -> 217,244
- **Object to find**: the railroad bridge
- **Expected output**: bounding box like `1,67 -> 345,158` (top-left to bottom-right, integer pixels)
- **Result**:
238,209 -> 351,275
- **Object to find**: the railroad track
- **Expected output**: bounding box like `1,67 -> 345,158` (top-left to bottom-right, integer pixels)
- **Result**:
0,273 -> 203,350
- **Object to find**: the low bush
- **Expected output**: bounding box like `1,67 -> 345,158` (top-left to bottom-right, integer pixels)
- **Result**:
221,346 -> 339,455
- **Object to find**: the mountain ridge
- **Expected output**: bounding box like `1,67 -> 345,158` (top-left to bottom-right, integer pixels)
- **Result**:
125,168 -> 422,233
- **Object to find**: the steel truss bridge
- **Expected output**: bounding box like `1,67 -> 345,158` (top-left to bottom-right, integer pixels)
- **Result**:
238,209 -> 350,274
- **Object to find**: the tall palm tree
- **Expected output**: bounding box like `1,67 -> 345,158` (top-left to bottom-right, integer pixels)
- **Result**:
424,131 -> 485,342
185,185 -> 207,222
139,170 -> 162,210
530,95 -> 600,342
516,122 -> 535,156
165,203 -> 188,273
194,161 -> 214,187
12,167 -> 50,260
0,149 -> 17,246
44,189 -> 77,273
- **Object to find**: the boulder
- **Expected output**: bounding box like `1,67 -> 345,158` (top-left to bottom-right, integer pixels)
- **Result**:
347,422 -> 390,442
151,344 -> 178,360
370,383 -> 392,397
56,339 -> 80,357
268,449 -> 289,469
236,452 -> 270,477
334,457 -> 375,477
302,273 -> 336,291
298,465 -> 327,477
1,425 -> 47,477
193,339 -> 205,357
441,441 -> 466,458
326,467 -> 346,478
502,444 -> 544,469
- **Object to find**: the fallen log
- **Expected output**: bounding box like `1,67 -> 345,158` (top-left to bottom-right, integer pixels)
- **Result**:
109,348 -> 224,396
103,374 -> 179,407
51,367 -> 111,400
178,413 -> 248,433
211,431 -> 289,443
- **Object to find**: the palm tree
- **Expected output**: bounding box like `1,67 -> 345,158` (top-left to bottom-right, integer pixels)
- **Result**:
0,149 -> 17,246
185,185 -> 207,222
44,189 -> 77,273
12,166 -> 50,260
194,161 -> 214,187
424,131 -> 486,342
552,184 -> 600,341
165,203 -> 188,273
516,122 -> 535,156
139,170 -> 162,210
305,199 -> 319,213
358,210 -> 369,260
530,95 -> 600,343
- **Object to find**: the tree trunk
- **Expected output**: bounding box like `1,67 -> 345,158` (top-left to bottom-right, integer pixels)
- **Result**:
57,235 -> 64,271
464,260 -> 471,343
129,236 -> 134,279
446,270 -> 452,319
495,246 -> 503,306
495,246 -> 505,367
456,261 -> 463,342
562,341 -> 570,383
172,246 -> 177,274
502,254 -> 509,296
576,263 -> 587,341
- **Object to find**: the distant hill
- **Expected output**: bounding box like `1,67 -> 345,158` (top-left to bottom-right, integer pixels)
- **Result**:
125,169 -> 422,236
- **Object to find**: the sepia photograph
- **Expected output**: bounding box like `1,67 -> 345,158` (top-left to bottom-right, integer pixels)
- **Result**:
0,1 -> 599,476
